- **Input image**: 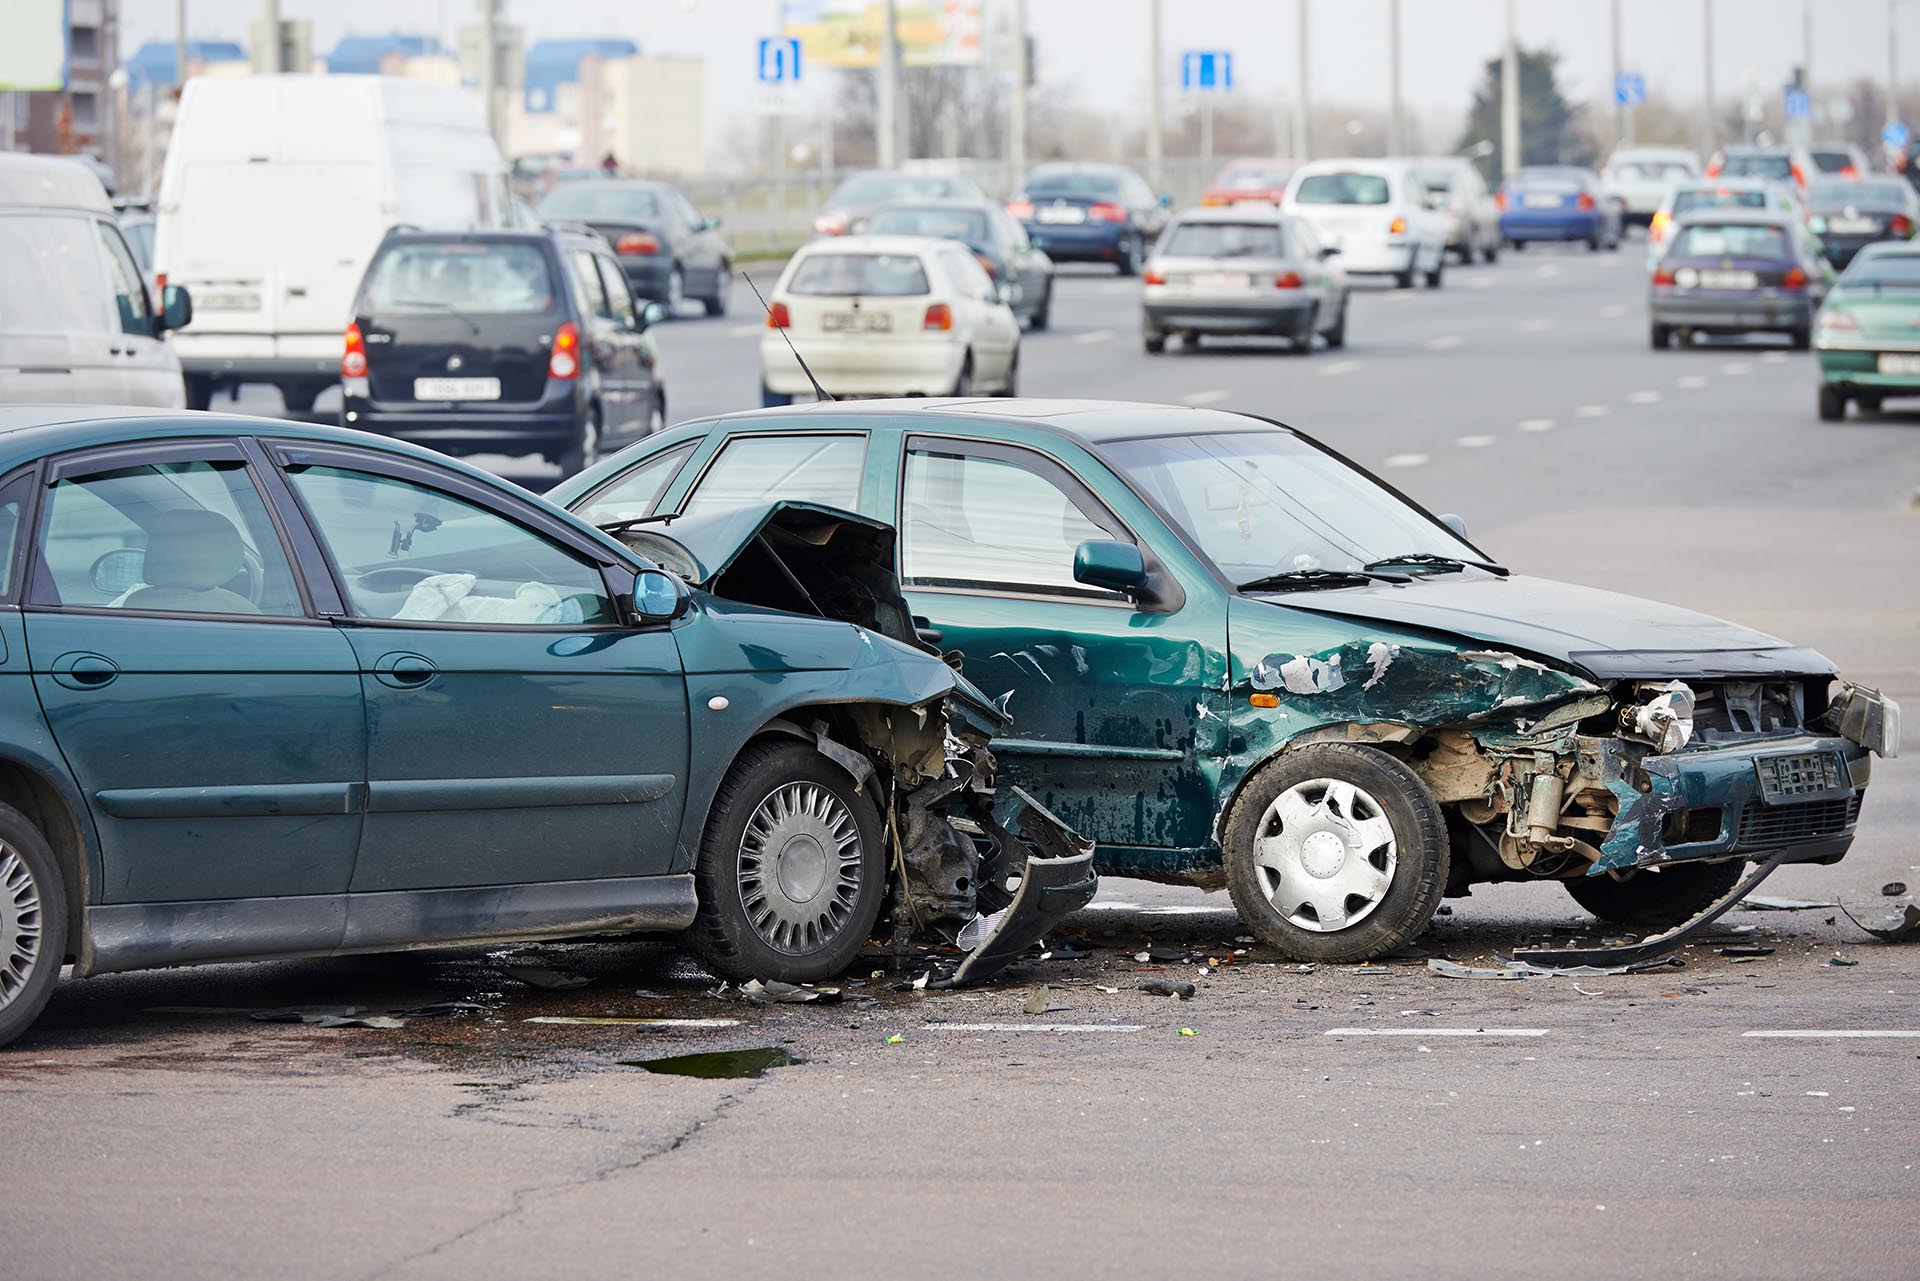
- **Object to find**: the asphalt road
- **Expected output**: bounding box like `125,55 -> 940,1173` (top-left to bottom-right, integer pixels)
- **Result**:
12,239 -> 1920,1280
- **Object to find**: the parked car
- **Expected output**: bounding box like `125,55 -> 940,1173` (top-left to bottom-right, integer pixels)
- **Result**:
759,235 -> 1020,404
1008,162 -> 1170,276
1815,242 -> 1920,419
1602,146 -> 1701,225
1803,177 -> 1919,268
1140,207 -> 1349,353
1649,210 -> 1833,349
156,74 -> 510,413
1647,178 -> 1800,264
538,179 -> 732,317
556,401 -> 1898,963
0,153 -> 193,408
1284,158 -> 1448,288
1498,166 -> 1623,251
342,225 -> 667,474
865,198 -> 1055,329
0,406 -> 1097,1047
1412,155 -> 1501,263
812,169 -> 989,238
1201,159 -> 1298,207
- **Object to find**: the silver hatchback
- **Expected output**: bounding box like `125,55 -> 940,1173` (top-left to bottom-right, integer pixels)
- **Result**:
1141,207 -> 1350,354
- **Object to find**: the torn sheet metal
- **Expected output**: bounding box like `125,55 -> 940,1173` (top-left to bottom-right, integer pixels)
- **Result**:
948,790 -> 1098,986
1839,901 -> 1920,943
1512,849 -> 1789,969
1426,956 -> 1683,980
1591,738 -> 1686,872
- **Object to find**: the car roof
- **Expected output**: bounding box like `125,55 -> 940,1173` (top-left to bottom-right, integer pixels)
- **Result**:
1028,162 -> 1132,174
1167,205 -> 1292,225
1720,145 -> 1790,155
0,152 -> 113,212
681,398 -> 1292,447
791,234 -> 953,256
1673,177 -> 1775,191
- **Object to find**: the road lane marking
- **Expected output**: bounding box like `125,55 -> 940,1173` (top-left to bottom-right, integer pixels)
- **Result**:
1574,404 -> 1609,417
1628,390 -> 1663,404
1073,328 -> 1117,345
1383,453 -> 1430,468
1721,360 -> 1750,375
1600,303 -> 1628,318
1425,335 -> 1466,351
1470,276 -> 1494,290
1183,389 -> 1230,405
525,1017 -> 743,1028
1455,434 -> 1496,448
1325,1027 -> 1549,1037
1518,417 -> 1555,432
928,1023 -> 1146,1033
727,324 -> 764,339
1533,264 -> 1563,279
1676,374 -> 1710,389
1761,351 -> 1788,364
1521,318 -> 1553,332
1742,1030 -> 1920,1039
1322,359 -> 1364,376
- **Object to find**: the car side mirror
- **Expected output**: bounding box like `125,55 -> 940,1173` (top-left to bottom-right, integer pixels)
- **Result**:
1073,538 -> 1148,595
629,567 -> 686,624
701,214 -> 723,231
160,284 -> 192,333
1319,245 -> 1340,259
1158,193 -> 1174,208
1439,513 -> 1469,539
636,301 -> 667,331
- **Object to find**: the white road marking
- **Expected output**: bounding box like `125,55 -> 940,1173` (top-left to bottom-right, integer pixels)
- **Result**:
928,1023 -> 1147,1033
1627,390 -> 1663,405
1325,1027 -> 1550,1037
1521,318 -> 1553,332
1676,374 -> 1710,389
1425,334 -> 1466,351
1518,417 -> 1555,432
1761,350 -> 1789,364
1082,901 -> 1144,912
1455,434 -> 1497,448
1469,276 -> 1494,290
1533,264 -> 1563,279
1322,359 -> 1364,376
1721,360 -> 1751,375
1742,1030 -> 1920,1039
1600,303 -> 1628,318
1574,404 -> 1610,417
727,324 -> 764,339
525,1017 -> 742,1028
1183,389 -> 1230,405
1073,328 -> 1117,345
1383,452 -> 1430,468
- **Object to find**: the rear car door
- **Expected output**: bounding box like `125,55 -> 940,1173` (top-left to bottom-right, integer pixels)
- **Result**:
94,217 -> 182,408
272,442 -> 688,892
939,248 -> 1017,379
568,246 -> 648,437
589,252 -> 659,442
22,439 -> 365,904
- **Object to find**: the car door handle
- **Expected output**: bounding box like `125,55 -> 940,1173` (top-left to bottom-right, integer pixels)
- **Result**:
373,652 -> 438,688
51,652 -> 120,689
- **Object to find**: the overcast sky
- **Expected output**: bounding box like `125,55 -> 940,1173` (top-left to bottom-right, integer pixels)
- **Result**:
122,0 -> 1902,153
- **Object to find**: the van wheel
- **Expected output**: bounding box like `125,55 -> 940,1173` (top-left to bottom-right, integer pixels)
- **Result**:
1482,237 -> 1499,264
688,740 -> 886,984
0,804 -> 69,1049
184,375 -> 214,411
558,406 -> 601,476
1424,255 -> 1445,289
1562,860 -> 1745,931
1030,282 -> 1053,331
1650,323 -> 1672,350
281,380 -> 324,414
1223,744 -> 1448,963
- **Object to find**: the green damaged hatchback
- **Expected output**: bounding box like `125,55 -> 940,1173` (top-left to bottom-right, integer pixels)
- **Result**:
557,399 -> 1901,964
1815,242 -> 1920,420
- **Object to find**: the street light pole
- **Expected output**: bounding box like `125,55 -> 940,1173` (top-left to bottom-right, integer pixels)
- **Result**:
1610,0 -> 1625,147
877,0 -> 900,167
1387,0 -> 1402,155
1009,0 -> 1027,180
1891,0 -> 1902,127
175,0 -> 188,93
1501,0 -> 1520,177
1145,0 -> 1162,189
1293,0 -> 1310,160
263,0 -> 280,72
1703,0 -> 1716,149
478,0 -> 501,155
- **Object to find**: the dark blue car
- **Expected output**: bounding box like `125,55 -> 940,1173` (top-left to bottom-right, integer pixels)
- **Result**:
1499,166 -> 1623,251
1009,163 -> 1171,276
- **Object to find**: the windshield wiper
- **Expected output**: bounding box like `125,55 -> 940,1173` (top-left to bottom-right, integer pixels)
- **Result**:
1362,552 -> 1509,576
595,513 -> 679,534
1237,567 -> 1410,593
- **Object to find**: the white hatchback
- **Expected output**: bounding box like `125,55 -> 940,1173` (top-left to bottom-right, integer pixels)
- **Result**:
1283,158 -> 1449,289
760,235 -> 1021,404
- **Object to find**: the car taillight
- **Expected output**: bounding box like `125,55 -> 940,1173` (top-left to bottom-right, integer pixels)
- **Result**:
1894,214 -> 1915,237
974,252 -> 998,279
1781,266 -> 1808,291
813,212 -> 849,235
1578,192 -> 1596,211
1494,190 -> 1507,210
765,301 -> 790,329
1706,159 -> 1722,176
548,321 -> 580,379
923,303 -> 953,330
1006,199 -> 1034,219
1388,215 -> 1407,235
1274,271 -> 1303,288
1791,163 -> 1807,188
1652,266 -> 1677,286
1840,165 -> 1859,177
156,271 -> 168,293
342,321 -> 368,378
615,231 -> 659,255
1089,201 -> 1127,223
1143,267 -> 1167,285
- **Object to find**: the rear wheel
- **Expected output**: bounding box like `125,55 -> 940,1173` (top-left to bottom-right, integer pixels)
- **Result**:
1394,262 -> 1417,289
0,804 -> 69,1049
1321,299 -> 1348,350
1818,385 -> 1847,421
951,354 -> 975,397
1857,392 -> 1884,413
702,263 -> 731,316
1424,253 -> 1445,289
1482,236 -> 1500,264
281,380 -> 325,414
1649,323 -> 1672,350
1143,327 -> 1166,354
995,347 -> 1019,396
558,405 -> 602,476
665,267 -> 686,316
1788,326 -> 1812,351
1562,859 -> 1745,931
1116,235 -> 1140,277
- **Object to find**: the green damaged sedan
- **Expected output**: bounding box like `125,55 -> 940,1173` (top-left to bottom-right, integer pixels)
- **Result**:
1815,242 -> 1920,420
558,399 -> 1901,964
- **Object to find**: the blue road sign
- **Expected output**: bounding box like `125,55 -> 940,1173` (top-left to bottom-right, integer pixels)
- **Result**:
1884,120 -> 1910,150
1180,51 -> 1232,92
1613,72 -> 1645,107
758,37 -> 801,84
1784,87 -> 1811,119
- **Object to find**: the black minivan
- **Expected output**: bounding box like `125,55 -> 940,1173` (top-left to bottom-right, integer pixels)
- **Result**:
342,225 -> 667,475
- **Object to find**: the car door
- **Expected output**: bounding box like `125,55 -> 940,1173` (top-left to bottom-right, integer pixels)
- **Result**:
271,441 -> 688,892
994,209 -> 1049,317
669,188 -> 721,295
22,439 -> 366,904
891,433 -> 1222,857
942,248 -> 1016,381
590,254 -> 659,442
568,246 -> 647,437
94,217 -> 182,409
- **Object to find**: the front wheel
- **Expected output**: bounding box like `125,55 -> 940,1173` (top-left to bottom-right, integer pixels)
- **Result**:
950,354 -> 974,397
1029,282 -> 1053,331
1818,385 -> 1846,421
1424,254 -> 1445,289
0,804 -> 70,1049
1562,859 -> 1745,931
1115,235 -> 1140,277
665,267 -> 686,316
702,263 -> 731,316
688,741 -> 887,984
1223,744 -> 1448,963
1650,323 -> 1672,350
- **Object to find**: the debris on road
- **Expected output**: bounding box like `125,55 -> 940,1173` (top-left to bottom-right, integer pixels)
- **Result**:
1023,987 -> 1071,1014
1840,901 -> 1920,943
1882,882 -> 1908,897
1742,895 -> 1837,912
1178,1027 -> 1197,1037
741,979 -> 842,1005
1828,956 -> 1860,967
1139,979 -> 1196,1000
1718,944 -> 1775,957
500,963 -> 594,991
1428,955 -> 1683,980
625,1047 -> 799,1078
524,1016 -> 742,1028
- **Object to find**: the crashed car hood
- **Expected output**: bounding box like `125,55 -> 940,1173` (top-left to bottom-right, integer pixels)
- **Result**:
1276,573 -> 1834,680
626,500 -> 894,586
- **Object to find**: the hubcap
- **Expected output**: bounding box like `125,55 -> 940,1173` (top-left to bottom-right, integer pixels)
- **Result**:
1252,779 -> 1397,933
0,845 -> 43,1010
739,782 -> 862,955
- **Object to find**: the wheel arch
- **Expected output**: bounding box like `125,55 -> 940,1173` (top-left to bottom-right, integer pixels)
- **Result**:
1213,721 -> 1425,849
0,754 -> 94,969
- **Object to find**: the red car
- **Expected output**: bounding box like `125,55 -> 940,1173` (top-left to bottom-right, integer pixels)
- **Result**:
1202,159 -> 1297,207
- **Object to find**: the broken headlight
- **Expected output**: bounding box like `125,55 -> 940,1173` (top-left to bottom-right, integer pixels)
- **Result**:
1617,681 -> 1695,755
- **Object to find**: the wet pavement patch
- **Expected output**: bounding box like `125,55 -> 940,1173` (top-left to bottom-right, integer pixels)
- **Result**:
622,1046 -> 801,1079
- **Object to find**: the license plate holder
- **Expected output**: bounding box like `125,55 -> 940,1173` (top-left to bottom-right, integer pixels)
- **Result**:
1037,205 -> 1086,224
1753,751 -> 1850,805
820,312 -> 892,333
1192,271 -> 1252,292
413,376 -> 501,401
1523,193 -> 1564,209
1699,269 -> 1759,290
1877,352 -> 1920,375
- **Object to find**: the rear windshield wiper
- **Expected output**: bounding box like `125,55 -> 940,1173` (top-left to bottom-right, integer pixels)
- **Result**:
1237,567 -> 1409,593
1362,552 -> 1509,577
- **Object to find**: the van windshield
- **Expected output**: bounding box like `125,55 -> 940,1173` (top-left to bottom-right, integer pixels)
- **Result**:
363,243 -> 557,314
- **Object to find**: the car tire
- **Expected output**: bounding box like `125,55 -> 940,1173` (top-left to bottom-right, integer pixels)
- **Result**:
1789,326 -> 1812,351
1394,263 -> 1417,289
184,375 -> 214,411
558,405 -> 602,476
1116,235 -> 1140,277
1223,744 -> 1449,963
761,383 -> 793,408
1818,385 -> 1846,421
0,803 -> 70,1049
1561,859 -> 1745,931
666,267 -> 686,317
1424,254 -> 1444,289
1587,233 -> 1601,251
702,263 -> 730,316
1030,283 -> 1053,331
1482,237 -> 1500,264
1650,323 -> 1671,350
1322,299 -> 1348,350
1509,239 -> 1526,251
995,347 -> 1019,396
281,380 -> 325,414
687,740 -> 887,985
1143,329 -> 1166,354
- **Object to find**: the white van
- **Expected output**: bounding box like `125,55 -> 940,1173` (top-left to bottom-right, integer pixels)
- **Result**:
156,75 -> 509,412
0,154 -> 191,407
1284,158 -> 1450,289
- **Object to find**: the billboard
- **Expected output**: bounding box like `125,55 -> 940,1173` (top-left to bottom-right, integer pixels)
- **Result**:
781,1 -> 983,69
0,0 -> 68,91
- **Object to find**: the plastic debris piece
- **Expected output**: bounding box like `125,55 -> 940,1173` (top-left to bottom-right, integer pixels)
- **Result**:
1427,958 -> 1528,981
1023,987 -> 1071,1015
885,1033 -> 905,1044
1883,882 -> 1909,897
524,1016 -> 741,1028
1828,955 -> 1859,967
1178,1027 -> 1197,1036
1352,965 -> 1389,975
501,963 -> 593,990
1741,895 -> 1837,912
1718,944 -> 1775,957
912,971 -> 932,991
741,979 -> 842,1005
1572,983 -> 1605,996
1839,901 -> 1920,943
1139,979 -> 1196,1000
248,1006 -> 405,1029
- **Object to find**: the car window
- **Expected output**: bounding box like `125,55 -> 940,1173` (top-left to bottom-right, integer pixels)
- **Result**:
539,184 -> 663,221
1161,221 -> 1288,258
682,434 -> 865,516
901,446 -> 1121,597
0,212 -> 111,336
596,255 -> 639,327
1025,170 -> 1121,199
829,172 -> 962,205
1293,172 -> 1390,205
0,474 -> 31,600
574,443 -> 697,525
33,459 -> 302,616
1673,187 -> 1769,214
1840,252 -> 1920,286
670,190 -> 702,226
284,464 -> 614,626
944,248 -> 995,300
1720,153 -> 1793,181
787,253 -> 930,296
866,206 -> 992,246
1670,224 -> 1792,259
120,217 -> 156,270
363,242 -> 558,315
570,249 -> 613,319
95,221 -> 152,335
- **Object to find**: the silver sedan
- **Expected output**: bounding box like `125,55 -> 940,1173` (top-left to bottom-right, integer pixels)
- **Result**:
1141,208 -> 1350,354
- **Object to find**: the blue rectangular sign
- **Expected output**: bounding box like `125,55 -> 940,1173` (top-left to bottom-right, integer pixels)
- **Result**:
1784,87 -> 1811,119
758,36 -> 801,84
1613,72 -> 1645,106
1181,50 -> 1231,92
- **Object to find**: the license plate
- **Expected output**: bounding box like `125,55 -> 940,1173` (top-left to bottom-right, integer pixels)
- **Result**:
1037,205 -> 1086,224
820,311 -> 892,333
1754,751 -> 1847,803
1523,193 -> 1564,208
413,377 -> 501,401
198,291 -> 262,311
1699,269 -> 1759,290
1878,352 -> 1920,375
1192,271 -> 1252,292
1829,216 -> 1879,234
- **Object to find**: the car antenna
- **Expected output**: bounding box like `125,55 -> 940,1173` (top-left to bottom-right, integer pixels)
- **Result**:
741,270 -> 835,402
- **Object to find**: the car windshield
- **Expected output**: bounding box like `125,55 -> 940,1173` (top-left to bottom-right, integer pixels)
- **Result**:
1842,253 -> 1920,286
1220,164 -> 1292,190
362,242 -> 557,314
1025,170 -> 1123,198
1673,187 -> 1769,214
831,172 -> 966,205
1669,223 -> 1791,259
786,252 -> 930,296
865,206 -> 991,246
1293,172 -> 1390,205
1809,182 -> 1908,212
1160,221 -> 1288,259
1720,153 -> 1793,180
1809,150 -> 1856,173
1614,160 -> 1694,179
1104,431 -> 1483,585
539,185 -> 663,220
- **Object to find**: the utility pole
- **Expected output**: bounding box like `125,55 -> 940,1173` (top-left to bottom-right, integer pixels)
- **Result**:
263,0 -> 280,71
877,0 -> 900,167
175,0 -> 188,94
1501,0 -> 1520,176
1009,0 -> 1028,179
1702,0 -> 1717,149
1610,0 -> 1625,147
1293,0 -> 1310,160
1891,0 -> 1902,127
1145,0 -> 1162,189
1387,0 -> 1402,154
1803,0 -> 1813,106
478,0 -> 501,153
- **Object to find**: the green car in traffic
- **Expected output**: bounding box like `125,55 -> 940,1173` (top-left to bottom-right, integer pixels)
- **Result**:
1815,242 -> 1920,420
